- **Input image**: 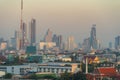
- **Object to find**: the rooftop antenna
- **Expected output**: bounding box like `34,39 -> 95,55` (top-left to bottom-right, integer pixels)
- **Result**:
21,0 -> 23,30
20,0 -> 23,49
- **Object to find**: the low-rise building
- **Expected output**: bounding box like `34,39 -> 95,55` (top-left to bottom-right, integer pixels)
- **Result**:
61,57 -> 72,62
0,65 -> 31,75
0,63 -> 79,75
37,64 -> 78,74
86,67 -> 120,80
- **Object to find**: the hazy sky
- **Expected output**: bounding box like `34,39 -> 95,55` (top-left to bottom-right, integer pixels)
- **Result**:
0,0 -> 120,47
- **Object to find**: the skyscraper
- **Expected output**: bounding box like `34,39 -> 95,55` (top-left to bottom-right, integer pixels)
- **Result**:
90,24 -> 97,49
19,0 -> 24,50
82,38 -> 90,52
58,35 -> 63,49
44,29 -> 52,42
22,22 -> 28,48
10,37 -> 16,49
52,34 -> 58,43
115,36 -> 120,50
67,36 -> 77,51
82,24 -> 100,52
15,30 -> 21,50
52,34 -> 63,49
30,18 -> 36,46
109,42 -> 112,49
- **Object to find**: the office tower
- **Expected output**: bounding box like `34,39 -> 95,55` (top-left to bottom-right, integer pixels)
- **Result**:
15,31 -> 21,50
82,25 -> 100,52
109,42 -> 112,49
115,36 -> 120,50
90,24 -> 97,49
30,18 -> 36,45
82,38 -> 90,52
52,34 -> 63,49
63,42 -> 68,51
58,35 -> 63,49
67,36 -> 77,51
19,0 -> 24,50
97,40 -> 101,50
22,22 -> 28,48
10,37 -> 16,49
44,29 -> 52,42
52,34 -> 58,43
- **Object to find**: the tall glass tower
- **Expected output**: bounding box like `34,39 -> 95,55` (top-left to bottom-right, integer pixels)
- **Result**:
90,24 -> 97,49
30,19 -> 36,45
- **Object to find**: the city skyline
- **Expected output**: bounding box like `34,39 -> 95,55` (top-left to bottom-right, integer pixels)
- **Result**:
0,0 -> 120,47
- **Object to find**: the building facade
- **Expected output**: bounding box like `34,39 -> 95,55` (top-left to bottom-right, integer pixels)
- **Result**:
115,36 -> 120,50
30,18 -> 36,46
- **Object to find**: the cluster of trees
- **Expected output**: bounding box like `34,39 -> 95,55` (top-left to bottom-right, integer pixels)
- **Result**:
3,73 -> 12,79
24,74 -> 57,80
25,71 -> 86,80
5,56 -> 23,65
59,71 -> 86,80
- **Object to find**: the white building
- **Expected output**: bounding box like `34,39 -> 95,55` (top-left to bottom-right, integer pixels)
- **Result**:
37,63 -> 78,74
39,42 -> 56,50
0,65 -> 31,75
0,63 -> 79,75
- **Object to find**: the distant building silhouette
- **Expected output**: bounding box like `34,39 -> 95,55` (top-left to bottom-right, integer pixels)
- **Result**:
90,24 -> 97,49
66,36 -> 77,51
44,29 -> 52,42
15,30 -> 21,50
115,36 -> 120,50
82,24 -> 101,52
22,22 -> 28,48
52,34 -> 63,49
29,18 -> 36,46
10,37 -> 16,49
109,42 -> 112,49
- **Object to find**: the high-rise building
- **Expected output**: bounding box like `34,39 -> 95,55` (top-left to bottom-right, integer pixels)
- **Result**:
52,34 -> 63,49
82,25 -> 100,52
30,18 -> 36,46
97,40 -> 101,50
66,36 -> 77,51
82,38 -> 90,52
90,24 -> 97,49
115,36 -> 120,50
109,42 -> 112,49
10,37 -> 16,49
44,29 -> 52,42
19,0 -> 24,50
22,22 -> 28,48
58,35 -> 63,49
52,34 -> 58,43
15,30 -> 21,50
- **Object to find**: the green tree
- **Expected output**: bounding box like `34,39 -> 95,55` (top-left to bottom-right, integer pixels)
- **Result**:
82,63 -> 95,73
14,56 -> 19,63
60,71 -> 73,80
102,78 -> 108,80
29,74 -> 37,79
73,71 -> 86,80
3,73 -> 12,79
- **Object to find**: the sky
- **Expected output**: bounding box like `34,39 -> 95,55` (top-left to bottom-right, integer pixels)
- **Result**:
0,0 -> 120,48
